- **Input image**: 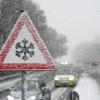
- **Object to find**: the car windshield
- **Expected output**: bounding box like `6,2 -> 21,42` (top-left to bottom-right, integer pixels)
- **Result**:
26,80 -> 39,91
11,79 -> 39,92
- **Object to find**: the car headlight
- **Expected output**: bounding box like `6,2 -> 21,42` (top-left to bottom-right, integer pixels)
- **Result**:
54,77 -> 59,80
7,95 -> 21,100
28,96 -> 36,100
7,95 -> 15,100
69,76 -> 74,81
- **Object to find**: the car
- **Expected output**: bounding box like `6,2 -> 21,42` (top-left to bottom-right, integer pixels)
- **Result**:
54,74 -> 77,87
7,78 -> 51,100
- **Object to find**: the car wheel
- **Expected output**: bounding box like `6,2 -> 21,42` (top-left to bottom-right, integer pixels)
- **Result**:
55,84 -> 59,88
70,84 -> 76,88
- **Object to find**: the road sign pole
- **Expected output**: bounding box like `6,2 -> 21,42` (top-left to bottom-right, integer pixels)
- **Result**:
21,71 -> 25,100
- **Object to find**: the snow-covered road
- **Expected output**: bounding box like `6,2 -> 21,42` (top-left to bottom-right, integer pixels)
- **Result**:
1,73 -> 100,100
74,73 -> 100,100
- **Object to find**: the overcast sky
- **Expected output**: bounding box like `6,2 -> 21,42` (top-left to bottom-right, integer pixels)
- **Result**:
32,0 -> 100,62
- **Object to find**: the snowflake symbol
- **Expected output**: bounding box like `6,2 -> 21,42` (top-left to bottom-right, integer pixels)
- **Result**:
15,39 -> 34,61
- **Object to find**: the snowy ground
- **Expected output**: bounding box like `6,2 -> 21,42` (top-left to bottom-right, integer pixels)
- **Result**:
1,73 -> 100,100
74,73 -> 100,100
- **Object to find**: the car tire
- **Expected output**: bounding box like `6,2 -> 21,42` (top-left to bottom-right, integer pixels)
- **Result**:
55,84 -> 59,88
70,84 -> 76,88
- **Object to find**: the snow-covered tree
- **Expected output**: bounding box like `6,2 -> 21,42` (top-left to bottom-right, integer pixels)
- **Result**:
71,42 -> 100,66
43,27 -> 68,58
0,0 -> 24,42
0,0 -> 68,58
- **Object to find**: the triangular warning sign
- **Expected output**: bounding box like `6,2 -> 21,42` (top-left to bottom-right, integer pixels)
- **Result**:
0,11 -> 55,70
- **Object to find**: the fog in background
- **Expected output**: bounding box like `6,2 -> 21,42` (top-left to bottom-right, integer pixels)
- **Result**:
33,0 -> 100,62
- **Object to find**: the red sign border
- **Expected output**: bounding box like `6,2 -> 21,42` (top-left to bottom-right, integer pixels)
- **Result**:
0,12 -> 55,70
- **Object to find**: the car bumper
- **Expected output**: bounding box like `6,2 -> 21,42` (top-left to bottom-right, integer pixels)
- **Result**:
54,81 -> 76,87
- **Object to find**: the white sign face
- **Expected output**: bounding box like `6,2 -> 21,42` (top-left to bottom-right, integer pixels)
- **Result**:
0,11 -> 55,70
4,25 -> 46,64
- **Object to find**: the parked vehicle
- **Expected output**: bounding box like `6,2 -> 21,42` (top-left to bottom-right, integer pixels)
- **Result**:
7,78 -> 51,100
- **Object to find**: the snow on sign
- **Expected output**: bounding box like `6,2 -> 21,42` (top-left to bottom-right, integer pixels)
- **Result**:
0,11 -> 55,70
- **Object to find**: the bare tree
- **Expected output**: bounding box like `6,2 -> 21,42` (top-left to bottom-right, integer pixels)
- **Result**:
71,42 -> 100,66
0,0 -> 68,58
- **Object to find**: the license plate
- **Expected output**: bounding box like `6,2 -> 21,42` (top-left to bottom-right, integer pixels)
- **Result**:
60,80 -> 67,83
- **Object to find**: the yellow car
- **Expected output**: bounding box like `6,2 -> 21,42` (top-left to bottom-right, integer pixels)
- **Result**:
54,75 -> 77,87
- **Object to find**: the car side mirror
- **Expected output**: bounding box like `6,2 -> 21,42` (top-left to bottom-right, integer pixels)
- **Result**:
67,91 -> 79,100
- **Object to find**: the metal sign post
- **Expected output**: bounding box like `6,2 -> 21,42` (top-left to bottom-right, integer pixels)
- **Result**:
21,71 -> 26,100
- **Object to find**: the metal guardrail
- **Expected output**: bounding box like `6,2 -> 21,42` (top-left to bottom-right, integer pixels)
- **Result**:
0,70 -> 55,82
0,70 -> 56,91
0,73 -> 21,82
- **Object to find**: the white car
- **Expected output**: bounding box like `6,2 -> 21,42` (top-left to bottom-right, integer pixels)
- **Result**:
7,78 -> 51,100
